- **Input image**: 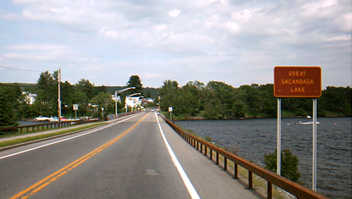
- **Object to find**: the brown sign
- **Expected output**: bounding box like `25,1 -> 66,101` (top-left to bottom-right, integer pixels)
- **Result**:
274,66 -> 322,98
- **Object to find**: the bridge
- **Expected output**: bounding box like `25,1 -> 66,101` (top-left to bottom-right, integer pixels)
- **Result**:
0,112 -> 328,199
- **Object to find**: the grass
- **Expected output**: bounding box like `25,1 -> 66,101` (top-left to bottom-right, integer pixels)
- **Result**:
215,153 -> 286,199
0,122 -> 105,148
0,126 -> 62,138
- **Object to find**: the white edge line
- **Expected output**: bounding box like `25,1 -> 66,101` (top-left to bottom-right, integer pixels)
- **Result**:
155,113 -> 201,199
0,114 -> 140,160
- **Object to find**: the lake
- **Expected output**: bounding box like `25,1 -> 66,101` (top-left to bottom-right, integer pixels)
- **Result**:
176,118 -> 352,199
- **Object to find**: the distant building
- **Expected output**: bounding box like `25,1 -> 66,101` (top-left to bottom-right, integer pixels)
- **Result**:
22,92 -> 37,105
125,96 -> 142,110
112,95 -> 121,103
143,98 -> 154,104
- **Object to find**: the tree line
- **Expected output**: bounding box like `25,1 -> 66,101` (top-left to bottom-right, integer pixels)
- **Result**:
0,71 -> 147,127
159,80 -> 351,120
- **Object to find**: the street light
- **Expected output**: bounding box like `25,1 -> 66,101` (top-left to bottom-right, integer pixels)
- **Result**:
127,93 -> 141,97
114,87 -> 136,118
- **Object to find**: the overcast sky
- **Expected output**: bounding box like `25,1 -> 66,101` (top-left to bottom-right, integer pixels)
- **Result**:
0,0 -> 351,88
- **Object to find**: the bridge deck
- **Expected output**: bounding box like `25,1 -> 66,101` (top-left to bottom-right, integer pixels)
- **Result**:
0,112 -> 258,199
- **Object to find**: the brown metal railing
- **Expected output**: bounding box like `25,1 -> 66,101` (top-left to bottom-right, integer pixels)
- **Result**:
161,114 -> 329,199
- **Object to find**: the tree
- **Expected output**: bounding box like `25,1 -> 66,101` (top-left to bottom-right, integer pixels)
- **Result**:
264,149 -> 301,182
90,92 -> 114,119
160,80 -> 180,114
204,81 -> 237,119
76,79 -> 95,99
127,75 -> 143,94
34,71 -> 57,116
0,85 -> 22,127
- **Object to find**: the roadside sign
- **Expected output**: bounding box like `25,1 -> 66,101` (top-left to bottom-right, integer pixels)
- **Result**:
274,66 -> 321,98
73,104 -> 79,111
168,107 -> 173,112
274,66 -> 322,191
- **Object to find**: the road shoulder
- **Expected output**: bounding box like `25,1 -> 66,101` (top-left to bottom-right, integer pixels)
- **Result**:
157,114 -> 260,199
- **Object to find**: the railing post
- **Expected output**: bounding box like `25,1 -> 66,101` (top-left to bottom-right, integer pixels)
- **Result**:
216,152 -> 219,165
234,163 -> 238,179
248,170 -> 253,189
210,148 -> 213,160
224,157 -> 227,171
267,181 -> 272,199
204,145 -> 207,156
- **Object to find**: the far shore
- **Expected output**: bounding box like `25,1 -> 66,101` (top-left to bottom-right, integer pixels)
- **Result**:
171,115 -> 351,121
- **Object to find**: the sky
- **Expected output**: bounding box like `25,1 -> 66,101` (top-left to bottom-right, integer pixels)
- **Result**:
0,0 -> 351,88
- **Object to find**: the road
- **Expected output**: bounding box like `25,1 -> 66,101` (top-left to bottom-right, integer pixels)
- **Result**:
0,112 -> 259,199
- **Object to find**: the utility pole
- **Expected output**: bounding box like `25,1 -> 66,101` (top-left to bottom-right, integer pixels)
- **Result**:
57,68 -> 62,126
115,91 -> 118,118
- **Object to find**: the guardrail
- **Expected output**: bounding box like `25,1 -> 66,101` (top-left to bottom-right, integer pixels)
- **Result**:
0,112 -> 140,134
160,114 -> 329,199
0,119 -> 100,134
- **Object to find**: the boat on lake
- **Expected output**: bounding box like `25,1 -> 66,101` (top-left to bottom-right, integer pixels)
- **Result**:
296,120 -> 320,125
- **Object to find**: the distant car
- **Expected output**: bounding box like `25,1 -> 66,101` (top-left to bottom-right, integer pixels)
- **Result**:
34,116 -> 51,122
34,116 -> 58,122
60,117 -> 69,122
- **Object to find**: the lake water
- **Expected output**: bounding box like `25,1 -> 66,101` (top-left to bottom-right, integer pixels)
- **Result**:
176,118 -> 352,199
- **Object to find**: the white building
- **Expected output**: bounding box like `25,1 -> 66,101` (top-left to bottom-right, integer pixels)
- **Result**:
125,96 -> 142,110
22,92 -> 37,105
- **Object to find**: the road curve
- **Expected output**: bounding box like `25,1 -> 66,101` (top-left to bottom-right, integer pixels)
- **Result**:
0,112 -> 259,199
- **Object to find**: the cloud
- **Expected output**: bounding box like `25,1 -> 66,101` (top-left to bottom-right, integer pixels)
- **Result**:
1,0 -> 350,87
338,12 -> 352,32
225,21 -> 241,34
326,34 -> 351,42
168,9 -> 181,17
99,28 -> 121,39
301,0 -> 338,17
8,44 -> 68,51
154,24 -> 167,31
1,44 -> 71,62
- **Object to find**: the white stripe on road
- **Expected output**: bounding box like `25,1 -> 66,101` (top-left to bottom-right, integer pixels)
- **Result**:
0,114 -> 140,160
155,113 -> 201,199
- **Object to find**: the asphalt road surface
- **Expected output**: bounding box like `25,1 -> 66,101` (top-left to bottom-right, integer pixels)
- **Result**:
0,112 -> 259,199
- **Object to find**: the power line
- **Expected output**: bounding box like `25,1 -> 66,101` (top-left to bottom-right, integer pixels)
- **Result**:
0,65 -> 43,72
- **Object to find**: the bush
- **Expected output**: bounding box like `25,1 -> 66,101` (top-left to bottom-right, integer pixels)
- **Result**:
264,149 -> 300,182
204,136 -> 212,142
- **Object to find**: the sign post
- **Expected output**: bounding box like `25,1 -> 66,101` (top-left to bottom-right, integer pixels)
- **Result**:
274,66 -> 321,192
312,98 -> 318,191
277,98 -> 281,176
73,104 -> 78,119
168,106 -> 173,121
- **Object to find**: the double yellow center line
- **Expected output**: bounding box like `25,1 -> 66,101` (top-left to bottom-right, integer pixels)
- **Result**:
11,113 -> 149,199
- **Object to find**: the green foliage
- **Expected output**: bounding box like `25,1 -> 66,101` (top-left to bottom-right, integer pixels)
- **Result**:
90,92 -> 114,119
2,73 -> 351,122
127,75 -> 143,94
264,149 -> 301,182
143,87 -> 159,99
204,136 -> 212,142
1,73 -> 152,121
0,85 -> 22,127
159,79 -> 351,120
